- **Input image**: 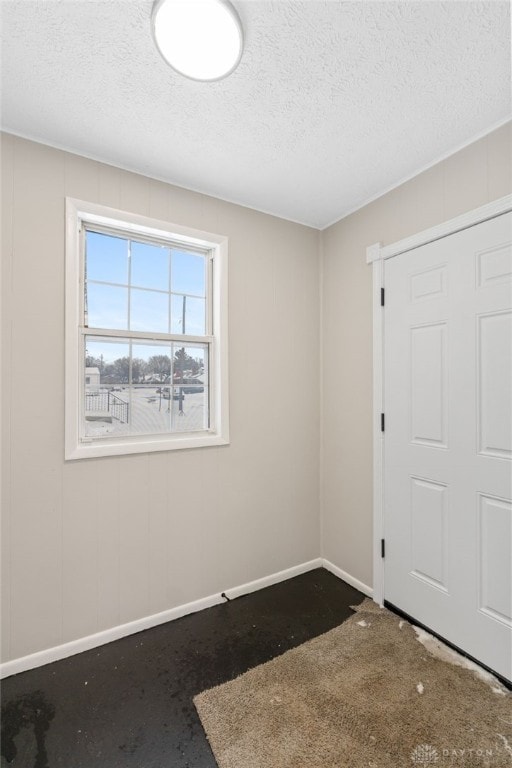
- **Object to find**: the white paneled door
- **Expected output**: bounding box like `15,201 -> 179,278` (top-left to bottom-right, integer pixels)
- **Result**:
384,212 -> 512,681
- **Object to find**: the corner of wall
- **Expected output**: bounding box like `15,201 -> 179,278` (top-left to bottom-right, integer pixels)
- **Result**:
318,228 -> 325,560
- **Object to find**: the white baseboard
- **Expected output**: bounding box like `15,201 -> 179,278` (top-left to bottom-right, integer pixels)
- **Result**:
0,557 -> 323,679
0,557 -> 371,679
0,593 -> 225,680
322,558 -> 374,599
224,558 -> 323,600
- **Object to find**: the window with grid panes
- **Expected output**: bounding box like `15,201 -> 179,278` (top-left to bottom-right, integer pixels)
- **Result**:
65,200 -> 229,459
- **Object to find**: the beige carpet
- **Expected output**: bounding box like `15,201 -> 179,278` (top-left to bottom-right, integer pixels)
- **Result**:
194,599 -> 512,768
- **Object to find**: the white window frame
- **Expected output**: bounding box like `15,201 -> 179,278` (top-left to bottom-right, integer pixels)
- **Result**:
65,198 -> 229,460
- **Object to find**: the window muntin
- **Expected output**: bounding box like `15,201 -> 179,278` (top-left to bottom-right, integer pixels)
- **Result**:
82,226 -> 210,443
66,199 -> 228,460
83,336 -> 209,440
84,228 -> 208,336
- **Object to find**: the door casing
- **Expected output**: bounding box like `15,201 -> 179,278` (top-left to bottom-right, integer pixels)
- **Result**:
367,193 -> 512,607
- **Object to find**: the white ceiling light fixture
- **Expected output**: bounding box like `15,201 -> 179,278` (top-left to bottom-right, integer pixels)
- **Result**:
151,0 -> 243,82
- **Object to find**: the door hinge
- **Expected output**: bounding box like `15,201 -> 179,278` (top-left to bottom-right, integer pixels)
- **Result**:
381,539 -> 385,558
380,287 -> 385,306
380,413 -> 385,432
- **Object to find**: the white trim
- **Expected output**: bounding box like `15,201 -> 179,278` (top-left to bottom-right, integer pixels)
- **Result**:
71,198 -> 228,249
366,194 -> 512,264
366,242 -> 381,264
0,594 -> 224,680
65,198 -> 229,460
65,199 -> 81,461
66,432 -> 230,460
83,327 -> 214,344
368,195 -> 512,610
0,558 -> 379,678
322,559 -> 374,599
322,117 -> 512,231
223,558 -> 323,600
371,256 -> 385,606
0,559 -> 322,679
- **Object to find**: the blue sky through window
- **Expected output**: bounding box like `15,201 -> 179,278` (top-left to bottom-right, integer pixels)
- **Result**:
131,241 -> 169,290
171,294 -> 205,335
87,283 -> 128,329
86,231 -> 128,284
86,338 -> 129,364
130,288 -> 169,333
85,230 -> 207,334
172,249 -> 205,297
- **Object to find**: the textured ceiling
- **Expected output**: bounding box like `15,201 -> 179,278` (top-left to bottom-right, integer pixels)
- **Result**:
1,0 -> 510,228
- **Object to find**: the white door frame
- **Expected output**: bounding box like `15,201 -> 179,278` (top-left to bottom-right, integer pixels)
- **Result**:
367,193 -> 512,606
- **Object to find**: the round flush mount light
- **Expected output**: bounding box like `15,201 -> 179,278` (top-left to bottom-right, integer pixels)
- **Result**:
151,0 -> 243,82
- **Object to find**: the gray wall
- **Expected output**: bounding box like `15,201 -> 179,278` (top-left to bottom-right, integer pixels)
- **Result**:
320,122 -> 512,589
2,123 -> 511,664
1,134 -> 321,663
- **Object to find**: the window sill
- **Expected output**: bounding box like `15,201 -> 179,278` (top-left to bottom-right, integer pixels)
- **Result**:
65,431 -> 229,460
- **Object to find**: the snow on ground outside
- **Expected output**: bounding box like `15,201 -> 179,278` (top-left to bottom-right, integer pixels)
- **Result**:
85,387 -> 207,438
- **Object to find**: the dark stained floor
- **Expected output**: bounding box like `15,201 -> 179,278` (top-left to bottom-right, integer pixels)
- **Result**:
1,568 -> 365,768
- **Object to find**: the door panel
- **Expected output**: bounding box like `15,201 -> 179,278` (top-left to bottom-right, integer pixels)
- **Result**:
477,243 -> 512,288
477,310 -> 512,458
410,322 -> 447,447
410,264 -> 447,301
410,476 -> 448,592
384,211 -> 512,681
478,493 -> 512,626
